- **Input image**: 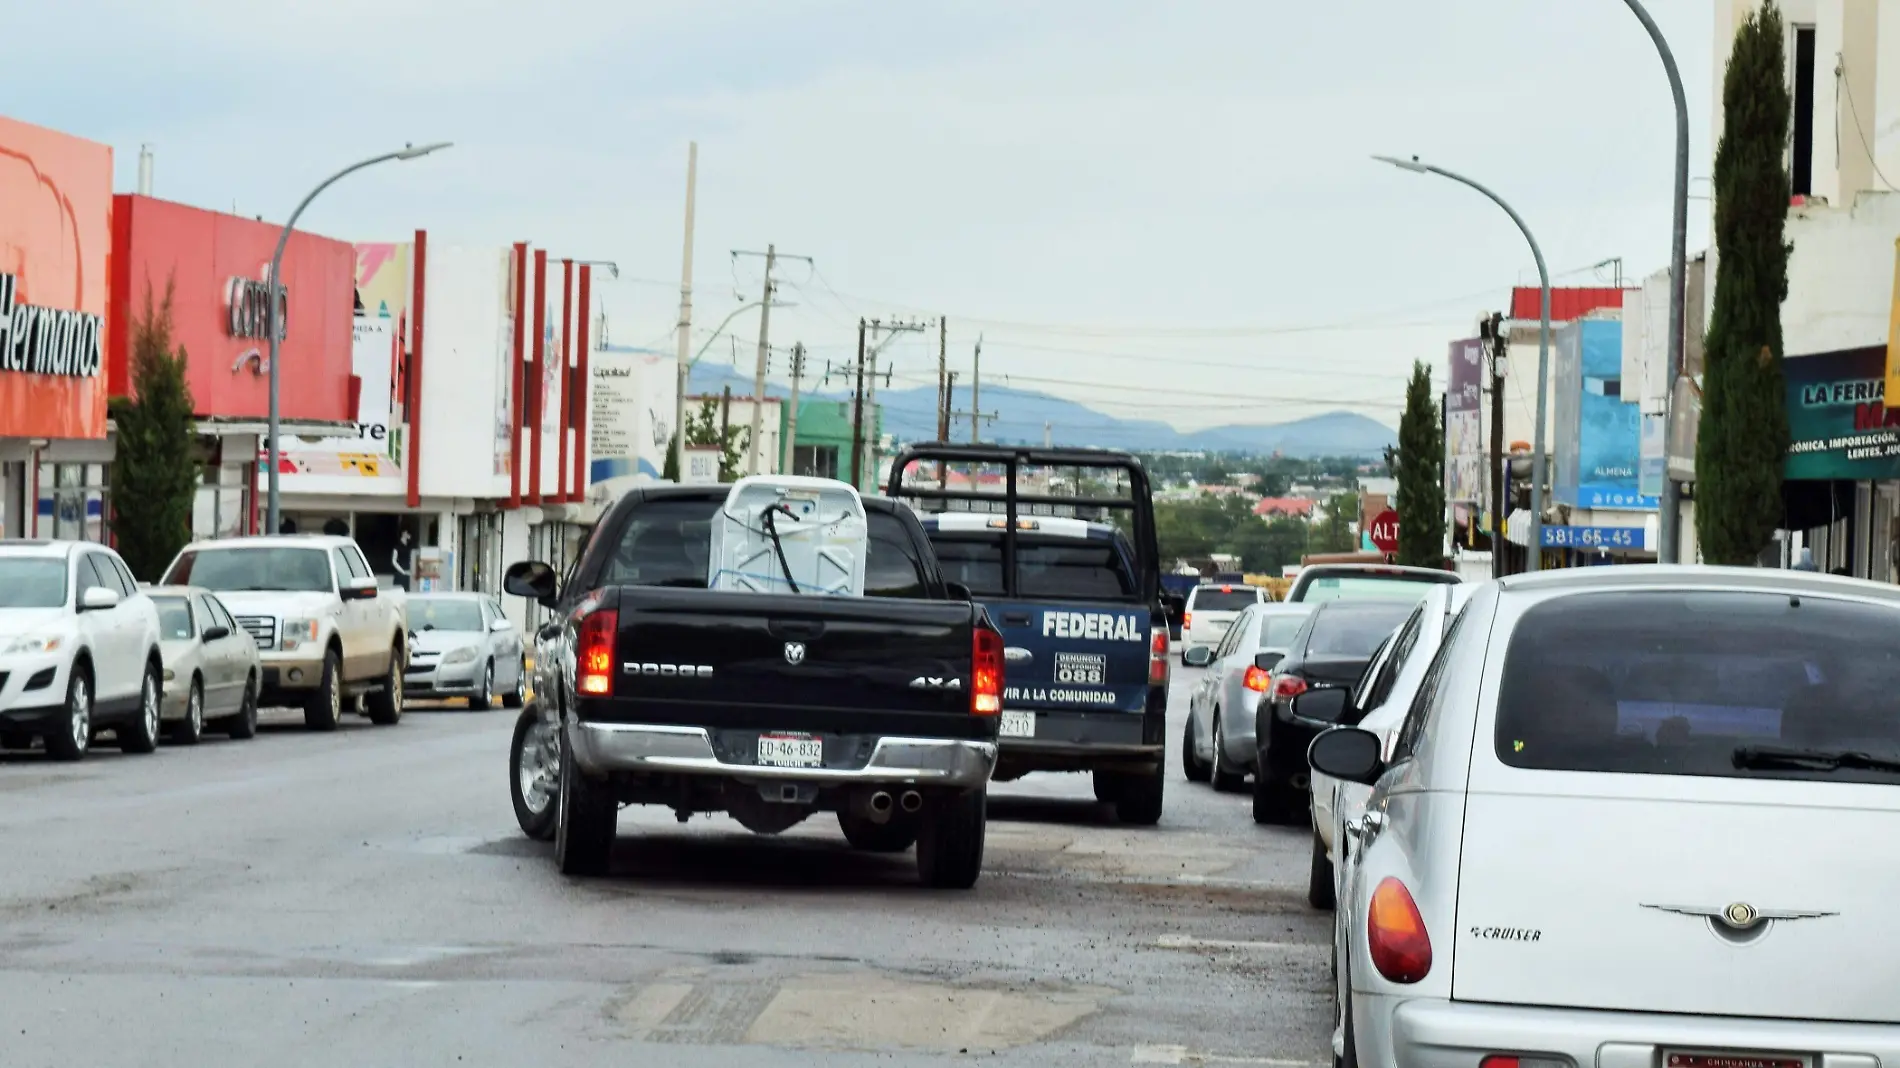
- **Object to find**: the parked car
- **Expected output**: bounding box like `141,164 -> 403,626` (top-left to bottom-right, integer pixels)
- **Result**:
1283,562 -> 1460,604
1181,582 -> 1269,660
0,540 -> 164,761
1181,602 -> 1313,791
1250,598 -> 1414,824
1301,582 -> 1472,908
160,535 -> 408,731
404,592 -> 525,709
148,585 -> 263,744
1310,566 -> 1900,1066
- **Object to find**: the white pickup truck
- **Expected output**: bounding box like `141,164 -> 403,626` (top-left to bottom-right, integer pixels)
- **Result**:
160,535 -> 408,730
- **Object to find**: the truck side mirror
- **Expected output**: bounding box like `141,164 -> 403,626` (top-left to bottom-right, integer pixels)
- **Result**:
504,560 -> 560,608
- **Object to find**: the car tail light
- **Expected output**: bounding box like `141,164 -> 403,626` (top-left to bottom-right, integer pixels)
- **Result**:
1149,626 -> 1169,686
1182,611 -> 1192,630
1273,674 -> 1307,700
1368,876 -> 1432,983
576,606 -> 617,696
972,627 -> 1003,715
1243,665 -> 1272,692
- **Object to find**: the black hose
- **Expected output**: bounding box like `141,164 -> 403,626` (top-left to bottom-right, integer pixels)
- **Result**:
761,504 -> 802,594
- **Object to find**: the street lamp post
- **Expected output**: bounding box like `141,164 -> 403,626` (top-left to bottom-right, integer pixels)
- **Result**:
672,300 -> 767,482
264,142 -> 452,536
1619,0 -> 1691,563
1375,155 -> 1552,571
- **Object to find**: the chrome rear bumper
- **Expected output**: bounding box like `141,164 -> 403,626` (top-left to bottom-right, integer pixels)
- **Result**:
567,721 -> 997,789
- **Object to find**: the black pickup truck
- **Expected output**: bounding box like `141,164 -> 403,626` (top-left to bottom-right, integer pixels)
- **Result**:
502,483 -> 1003,889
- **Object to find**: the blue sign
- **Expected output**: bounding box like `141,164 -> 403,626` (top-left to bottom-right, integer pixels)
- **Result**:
1541,524 -> 1644,550
1552,319 -> 1659,512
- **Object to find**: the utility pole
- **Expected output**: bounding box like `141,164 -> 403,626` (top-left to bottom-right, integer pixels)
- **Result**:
857,318 -> 926,487
970,335 -> 983,443
719,384 -> 733,480
937,318 -> 949,441
732,245 -> 812,475
850,318 -> 867,491
782,343 -> 806,475
1485,312 -> 1507,578
1045,420 -> 1053,448
672,142 -> 698,484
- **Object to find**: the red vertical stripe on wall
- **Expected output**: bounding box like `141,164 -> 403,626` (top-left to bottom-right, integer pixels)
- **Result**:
529,249 -> 547,505
557,259 -> 573,503
406,229 -> 428,509
509,242 -> 526,510
573,265 -> 591,503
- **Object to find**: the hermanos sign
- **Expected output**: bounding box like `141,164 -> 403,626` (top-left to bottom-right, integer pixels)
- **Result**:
0,272 -> 103,378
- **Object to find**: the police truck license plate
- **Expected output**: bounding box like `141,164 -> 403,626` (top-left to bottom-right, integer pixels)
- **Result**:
757,733 -> 823,767
1000,711 -> 1035,738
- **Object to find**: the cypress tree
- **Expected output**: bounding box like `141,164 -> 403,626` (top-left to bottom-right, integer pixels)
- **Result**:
1697,2 -> 1792,565
110,282 -> 199,580
1395,360 -> 1446,567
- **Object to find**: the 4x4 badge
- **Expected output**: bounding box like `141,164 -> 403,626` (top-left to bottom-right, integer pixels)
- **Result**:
783,642 -> 806,665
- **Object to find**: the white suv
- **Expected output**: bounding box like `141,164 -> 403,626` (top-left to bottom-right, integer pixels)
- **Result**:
0,540 -> 165,761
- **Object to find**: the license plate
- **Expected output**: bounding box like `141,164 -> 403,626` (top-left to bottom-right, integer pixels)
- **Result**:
1666,1053 -> 1806,1068
757,733 -> 823,767
1000,710 -> 1035,738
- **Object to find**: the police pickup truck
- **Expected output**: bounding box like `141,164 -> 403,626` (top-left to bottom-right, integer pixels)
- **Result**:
888,445 -> 1172,824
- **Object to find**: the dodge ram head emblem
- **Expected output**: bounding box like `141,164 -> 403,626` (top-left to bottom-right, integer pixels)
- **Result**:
783,642 -> 806,665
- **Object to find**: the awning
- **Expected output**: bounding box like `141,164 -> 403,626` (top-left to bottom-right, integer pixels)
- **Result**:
1504,508 -> 1533,547
193,416 -> 360,441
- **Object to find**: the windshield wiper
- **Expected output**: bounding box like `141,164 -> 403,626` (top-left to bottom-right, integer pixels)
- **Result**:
1732,744 -> 1900,774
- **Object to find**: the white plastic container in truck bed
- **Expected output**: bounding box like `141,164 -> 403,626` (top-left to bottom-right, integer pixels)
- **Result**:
707,475 -> 869,596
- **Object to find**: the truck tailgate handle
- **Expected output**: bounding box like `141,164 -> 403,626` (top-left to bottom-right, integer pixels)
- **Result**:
767,619 -> 827,640
1002,612 -> 1032,626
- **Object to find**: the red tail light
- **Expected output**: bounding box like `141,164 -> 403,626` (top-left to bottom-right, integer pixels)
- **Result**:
1273,674 -> 1307,700
577,606 -> 617,696
1368,877 -> 1432,983
972,627 -> 1003,715
1149,626 -> 1169,686
1182,611 -> 1192,630
1243,665 -> 1272,692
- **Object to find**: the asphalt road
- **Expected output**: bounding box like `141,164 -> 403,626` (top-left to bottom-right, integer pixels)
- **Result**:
0,663 -> 1332,1067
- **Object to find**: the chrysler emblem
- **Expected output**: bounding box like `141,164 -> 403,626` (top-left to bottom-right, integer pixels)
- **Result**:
1641,901 -> 1835,937
783,642 -> 806,665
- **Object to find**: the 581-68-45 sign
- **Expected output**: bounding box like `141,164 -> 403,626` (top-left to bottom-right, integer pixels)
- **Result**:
1540,525 -> 1642,550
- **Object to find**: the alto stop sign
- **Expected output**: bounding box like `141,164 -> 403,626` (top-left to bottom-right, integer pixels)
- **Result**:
1368,509 -> 1400,553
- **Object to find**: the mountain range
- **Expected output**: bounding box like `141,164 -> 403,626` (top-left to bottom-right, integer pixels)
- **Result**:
683,362 -> 1396,457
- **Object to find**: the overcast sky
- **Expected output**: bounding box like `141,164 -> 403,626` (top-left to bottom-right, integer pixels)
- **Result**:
10,0 -> 1715,432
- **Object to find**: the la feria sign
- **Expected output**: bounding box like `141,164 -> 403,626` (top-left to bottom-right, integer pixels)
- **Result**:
0,272 -> 103,378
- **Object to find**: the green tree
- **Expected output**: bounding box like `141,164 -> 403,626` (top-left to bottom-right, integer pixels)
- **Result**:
1394,360 -> 1446,566
1697,1 -> 1793,565
663,397 -> 752,482
110,282 -> 198,580
1313,492 -> 1358,554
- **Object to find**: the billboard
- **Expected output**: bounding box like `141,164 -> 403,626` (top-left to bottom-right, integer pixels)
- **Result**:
0,116 -> 112,440
276,317 -> 404,495
354,242 -> 411,322
1553,318 -> 1655,510
1446,338 -> 1485,503
108,194 -> 354,422
1784,345 -> 1900,480
589,346 -> 677,490
414,242 -> 516,500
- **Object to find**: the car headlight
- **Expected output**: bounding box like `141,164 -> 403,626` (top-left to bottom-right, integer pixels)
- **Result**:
442,646 -> 479,665
0,633 -> 63,655
280,618 -> 319,651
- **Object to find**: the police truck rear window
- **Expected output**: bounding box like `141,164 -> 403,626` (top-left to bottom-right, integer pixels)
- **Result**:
929,534 -> 1140,602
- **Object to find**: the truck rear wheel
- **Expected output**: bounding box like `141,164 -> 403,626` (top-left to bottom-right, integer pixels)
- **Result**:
555,729 -> 616,876
916,787 -> 986,889
839,811 -> 918,853
1114,761 -> 1165,826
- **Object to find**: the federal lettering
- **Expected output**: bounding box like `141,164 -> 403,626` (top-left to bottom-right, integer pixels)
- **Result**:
1041,610 -> 1145,643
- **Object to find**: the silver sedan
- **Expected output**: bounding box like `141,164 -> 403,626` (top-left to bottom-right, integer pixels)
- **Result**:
148,585 -> 262,744
1181,602 -> 1313,791
403,593 -> 526,709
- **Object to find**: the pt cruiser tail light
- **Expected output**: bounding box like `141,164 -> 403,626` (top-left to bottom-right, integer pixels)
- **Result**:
1149,627 -> 1169,686
1368,876 -> 1432,983
576,606 -> 618,696
971,627 -> 1003,715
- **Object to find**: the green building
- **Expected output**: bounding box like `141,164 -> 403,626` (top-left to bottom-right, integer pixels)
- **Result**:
781,395 -> 881,492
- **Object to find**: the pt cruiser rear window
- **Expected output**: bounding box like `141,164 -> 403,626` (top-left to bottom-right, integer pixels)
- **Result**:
1496,590 -> 1900,783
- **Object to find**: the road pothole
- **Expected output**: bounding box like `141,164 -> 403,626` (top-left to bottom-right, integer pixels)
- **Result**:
616,968 -> 1111,1052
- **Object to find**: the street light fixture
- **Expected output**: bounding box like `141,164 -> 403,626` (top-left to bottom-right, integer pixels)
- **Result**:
1619,0 -> 1691,563
1374,154 -> 1552,570
264,142 -> 452,536
672,299 -> 768,481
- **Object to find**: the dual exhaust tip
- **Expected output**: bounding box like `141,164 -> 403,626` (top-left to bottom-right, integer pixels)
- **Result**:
865,789 -> 923,823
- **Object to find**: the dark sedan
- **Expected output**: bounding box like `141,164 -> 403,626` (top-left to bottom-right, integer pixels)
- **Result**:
1250,598 -> 1415,825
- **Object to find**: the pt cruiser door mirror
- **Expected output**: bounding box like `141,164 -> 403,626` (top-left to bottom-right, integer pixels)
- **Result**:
1307,727 -> 1385,785
504,560 -> 561,608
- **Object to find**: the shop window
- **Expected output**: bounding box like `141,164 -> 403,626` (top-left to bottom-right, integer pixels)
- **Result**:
192,460 -> 253,540
38,462 -> 108,543
793,445 -> 839,480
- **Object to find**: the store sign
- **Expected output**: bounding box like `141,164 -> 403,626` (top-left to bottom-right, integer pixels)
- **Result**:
1784,345 -> 1900,480
226,274 -> 288,341
0,272 -> 103,378
1541,525 -> 1642,550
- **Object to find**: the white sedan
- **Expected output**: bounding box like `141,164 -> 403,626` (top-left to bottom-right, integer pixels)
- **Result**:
148,585 -> 263,743
1181,602 -> 1312,791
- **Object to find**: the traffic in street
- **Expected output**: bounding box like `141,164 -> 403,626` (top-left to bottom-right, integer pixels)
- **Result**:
0,664 -> 1333,1068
